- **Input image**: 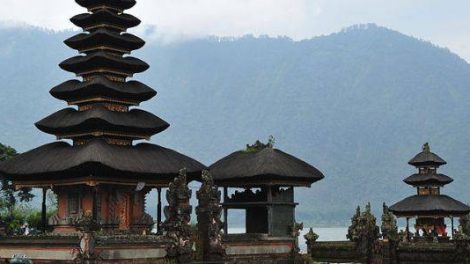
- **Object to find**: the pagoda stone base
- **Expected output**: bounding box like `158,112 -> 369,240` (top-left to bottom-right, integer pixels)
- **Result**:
223,234 -> 296,264
308,240 -> 470,263
0,235 -> 177,263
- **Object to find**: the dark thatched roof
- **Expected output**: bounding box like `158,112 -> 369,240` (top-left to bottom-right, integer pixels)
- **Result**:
76,0 -> 136,10
403,173 -> 453,186
50,77 -> 156,104
408,143 -> 447,167
35,106 -> 169,138
71,10 -> 140,30
65,29 -> 145,53
209,147 -> 324,187
59,52 -> 149,76
0,139 -> 206,181
389,195 -> 470,217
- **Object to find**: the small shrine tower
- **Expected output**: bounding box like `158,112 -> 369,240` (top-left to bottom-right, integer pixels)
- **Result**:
210,139 -> 324,255
390,143 -> 470,239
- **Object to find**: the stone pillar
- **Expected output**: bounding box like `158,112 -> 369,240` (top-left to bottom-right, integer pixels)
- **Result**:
80,231 -> 97,264
304,228 -> 318,256
196,170 -> 226,262
157,187 -> 162,234
41,187 -> 47,232
162,168 -> 193,264
223,187 -> 228,234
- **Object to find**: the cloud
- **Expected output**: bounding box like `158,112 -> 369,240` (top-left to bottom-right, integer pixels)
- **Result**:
0,0 -> 469,61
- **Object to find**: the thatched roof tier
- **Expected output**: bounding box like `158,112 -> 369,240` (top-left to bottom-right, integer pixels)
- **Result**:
65,29 -> 145,54
50,77 -> 156,105
59,52 -> 149,77
403,173 -> 453,186
76,0 -> 136,11
71,10 -> 140,31
389,195 -> 470,217
209,147 -> 324,187
36,106 -> 169,139
408,143 -> 447,167
0,140 -> 206,184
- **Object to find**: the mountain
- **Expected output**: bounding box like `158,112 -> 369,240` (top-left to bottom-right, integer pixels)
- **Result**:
1,23 -> 470,226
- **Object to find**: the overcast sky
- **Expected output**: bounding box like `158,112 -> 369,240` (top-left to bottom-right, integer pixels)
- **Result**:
1,0 -> 469,61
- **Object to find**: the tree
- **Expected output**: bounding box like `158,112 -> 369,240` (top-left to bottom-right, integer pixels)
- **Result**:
0,143 -> 34,219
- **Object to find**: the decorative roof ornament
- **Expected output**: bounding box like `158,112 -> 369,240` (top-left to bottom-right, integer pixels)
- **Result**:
422,142 -> 430,153
245,135 -> 275,153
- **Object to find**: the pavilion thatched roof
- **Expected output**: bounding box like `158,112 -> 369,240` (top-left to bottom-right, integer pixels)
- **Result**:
0,139 -> 206,184
389,195 -> 470,217
210,144 -> 324,187
408,143 -> 447,167
403,173 -> 453,186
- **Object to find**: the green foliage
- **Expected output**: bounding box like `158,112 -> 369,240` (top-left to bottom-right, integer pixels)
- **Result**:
0,143 -> 34,232
0,143 -> 17,161
245,136 -> 275,153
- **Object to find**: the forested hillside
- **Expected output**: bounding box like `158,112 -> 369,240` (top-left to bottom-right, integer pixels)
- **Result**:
1,24 -> 470,225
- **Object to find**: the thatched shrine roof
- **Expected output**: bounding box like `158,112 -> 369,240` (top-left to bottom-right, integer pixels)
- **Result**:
65,29 -> 145,53
36,106 -> 169,139
389,195 -> 470,217
0,139 -> 206,184
0,0 -> 206,187
408,143 -> 447,167
403,173 -> 453,186
60,52 -> 149,77
71,9 -> 140,30
50,76 -> 156,105
210,140 -> 324,187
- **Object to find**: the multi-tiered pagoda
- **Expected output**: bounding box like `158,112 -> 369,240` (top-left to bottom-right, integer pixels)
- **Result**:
0,0 -> 205,233
390,143 -> 470,239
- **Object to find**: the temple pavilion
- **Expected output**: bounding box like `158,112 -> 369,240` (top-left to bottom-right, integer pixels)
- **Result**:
210,139 -> 324,250
0,0 -> 205,233
390,143 -> 470,240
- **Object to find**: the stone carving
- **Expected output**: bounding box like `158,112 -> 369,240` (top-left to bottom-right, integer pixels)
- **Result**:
347,206 -> 361,242
163,168 -> 193,263
79,232 -> 96,260
134,213 -> 154,228
381,203 -> 398,241
289,222 -> 303,253
347,203 -> 380,262
228,188 -> 267,203
304,228 -> 319,255
196,170 -> 226,261
75,213 -> 101,233
459,213 -> 470,238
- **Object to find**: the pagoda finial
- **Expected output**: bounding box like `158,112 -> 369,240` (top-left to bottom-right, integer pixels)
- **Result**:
422,142 -> 430,153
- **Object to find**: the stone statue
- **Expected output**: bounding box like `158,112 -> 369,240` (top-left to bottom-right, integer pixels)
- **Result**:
347,206 -> 361,241
196,170 -> 226,261
163,168 -> 193,263
381,203 -> 398,241
347,203 -> 381,261
79,232 -> 96,260
304,228 -> 319,255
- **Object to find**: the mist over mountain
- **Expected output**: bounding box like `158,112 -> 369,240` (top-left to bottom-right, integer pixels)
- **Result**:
1,23 -> 470,225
